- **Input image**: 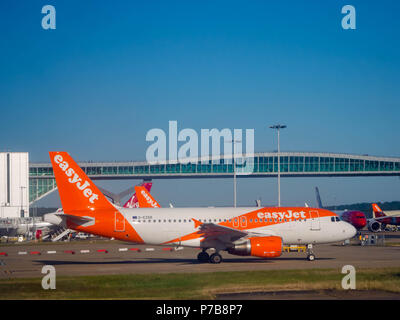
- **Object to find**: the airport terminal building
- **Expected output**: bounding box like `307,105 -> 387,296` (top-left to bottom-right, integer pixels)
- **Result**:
0,152 -> 29,218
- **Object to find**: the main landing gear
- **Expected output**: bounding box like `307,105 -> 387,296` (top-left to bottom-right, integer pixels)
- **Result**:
306,244 -> 316,261
197,249 -> 222,264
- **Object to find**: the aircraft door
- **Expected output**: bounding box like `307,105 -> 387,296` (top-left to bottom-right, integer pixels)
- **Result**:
309,210 -> 321,231
115,211 -> 125,232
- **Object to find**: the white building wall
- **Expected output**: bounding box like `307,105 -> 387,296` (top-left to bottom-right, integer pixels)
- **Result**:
0,152 -> 29,218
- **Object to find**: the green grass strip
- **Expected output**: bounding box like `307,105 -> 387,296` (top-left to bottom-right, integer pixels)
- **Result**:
0,267 -> 399,299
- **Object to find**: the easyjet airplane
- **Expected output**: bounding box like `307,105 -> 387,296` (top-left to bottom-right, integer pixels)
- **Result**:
45,152 -> 356,263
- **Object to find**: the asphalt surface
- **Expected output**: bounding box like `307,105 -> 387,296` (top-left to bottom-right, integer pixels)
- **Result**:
1,235 -> 400,279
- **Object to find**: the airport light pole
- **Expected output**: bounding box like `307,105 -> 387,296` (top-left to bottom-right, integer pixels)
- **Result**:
230,139 -> 241,208
269,124 -> 286,207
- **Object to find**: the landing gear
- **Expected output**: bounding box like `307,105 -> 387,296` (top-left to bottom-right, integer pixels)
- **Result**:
306,244 -> 316,261
197,248 -> 223,264
209,252 -> 223,264
307,254 -> 315,261
197,250 -> 210,263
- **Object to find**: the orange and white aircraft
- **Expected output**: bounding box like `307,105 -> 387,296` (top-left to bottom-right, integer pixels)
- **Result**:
45,152 -> 356,263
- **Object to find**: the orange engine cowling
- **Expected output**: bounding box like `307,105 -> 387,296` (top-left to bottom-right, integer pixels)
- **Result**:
227,236 -> 282,258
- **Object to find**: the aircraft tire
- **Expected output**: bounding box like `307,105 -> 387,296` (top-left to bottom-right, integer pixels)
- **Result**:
209,253 -> 222,264
197,251 -> 209,262
307,254 -> 316,261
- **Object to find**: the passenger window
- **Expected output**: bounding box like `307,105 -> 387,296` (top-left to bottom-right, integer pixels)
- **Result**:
250,219 -> 253,222
255,219 -> 258,222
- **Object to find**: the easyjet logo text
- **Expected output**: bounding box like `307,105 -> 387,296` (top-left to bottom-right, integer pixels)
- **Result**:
257,210 -> 307,220
141,190 -> 159,208
54,154 -> 99,204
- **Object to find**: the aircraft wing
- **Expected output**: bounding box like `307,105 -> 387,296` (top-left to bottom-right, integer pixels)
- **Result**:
193,218 -> 274,243
372,214 -> 400,221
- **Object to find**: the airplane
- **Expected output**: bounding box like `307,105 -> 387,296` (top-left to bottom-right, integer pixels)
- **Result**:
368,203 -> 400,232
44,151 -> 356,263
315,187 -> 367,231
0,219 -> 58,238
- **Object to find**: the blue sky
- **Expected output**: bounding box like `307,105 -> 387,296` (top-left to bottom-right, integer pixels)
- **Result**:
1,1 -> 399,207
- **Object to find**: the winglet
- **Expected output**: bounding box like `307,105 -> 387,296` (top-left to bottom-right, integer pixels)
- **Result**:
192,218 -> 203,228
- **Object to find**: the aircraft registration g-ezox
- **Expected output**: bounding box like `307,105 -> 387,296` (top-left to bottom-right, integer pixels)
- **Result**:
48,151 -> 356,263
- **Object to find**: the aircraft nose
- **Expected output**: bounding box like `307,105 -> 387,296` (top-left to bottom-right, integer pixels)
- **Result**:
345,223 -> 357,239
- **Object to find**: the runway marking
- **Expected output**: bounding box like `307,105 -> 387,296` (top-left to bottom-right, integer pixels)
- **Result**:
145,248 -> 155,251
18,252 -> 27,255
47,251 -> 57,254
80,250 -> 90,253
119,248 -> 128,252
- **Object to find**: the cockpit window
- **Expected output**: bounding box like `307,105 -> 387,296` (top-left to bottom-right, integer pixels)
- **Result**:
335,217 -> 340,222
331,217 -> 335,222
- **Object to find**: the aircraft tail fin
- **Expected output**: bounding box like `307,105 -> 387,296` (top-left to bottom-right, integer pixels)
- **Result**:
372,203 -> 386,218
123,182 -> 153,208
135,186 -> 161,208
315,187 -> 323,208
49,152 -> 114,213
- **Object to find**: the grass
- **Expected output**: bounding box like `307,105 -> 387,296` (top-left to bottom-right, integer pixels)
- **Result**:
0,268 -> 400,299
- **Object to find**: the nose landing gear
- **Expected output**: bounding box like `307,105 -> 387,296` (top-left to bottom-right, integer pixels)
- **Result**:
306,244 -> 316,261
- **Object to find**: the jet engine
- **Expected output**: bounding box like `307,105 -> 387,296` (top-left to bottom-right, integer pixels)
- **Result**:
368,220 -> 380,232
228,236 -> 282,258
